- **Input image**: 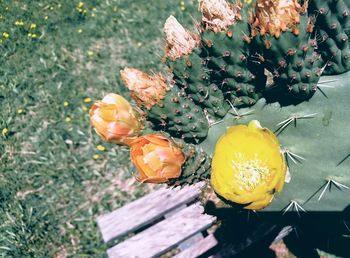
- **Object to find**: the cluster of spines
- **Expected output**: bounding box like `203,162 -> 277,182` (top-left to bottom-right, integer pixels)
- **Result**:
308,0 -> 350,75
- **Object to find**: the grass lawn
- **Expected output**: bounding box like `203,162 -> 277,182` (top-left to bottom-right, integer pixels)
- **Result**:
0,0 -> 200,256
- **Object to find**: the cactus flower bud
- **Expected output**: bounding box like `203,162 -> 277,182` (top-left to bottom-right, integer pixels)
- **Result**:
199,0 -> 241,32
89,93 -> 143,145
120,68 -> 169,110
163,15 -> 200,60
211,120 -> 287,210
252,0 -> 305,38
130,134 -> 186,183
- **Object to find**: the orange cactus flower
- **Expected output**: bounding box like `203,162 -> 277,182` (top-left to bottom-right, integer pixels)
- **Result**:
130,134 -> 186,183
120,68 -> 169,110
89,93 -> 143,145
251,0 -> 306,38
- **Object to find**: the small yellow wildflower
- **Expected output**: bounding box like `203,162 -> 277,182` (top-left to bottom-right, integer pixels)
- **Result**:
17,108 -> 24,114
78,29 -> 83,33
91,13 -> 95,17
50,6 -> 54,10
58,4 -> 62,8
96,145 -> 106,151
180,1 -> 185,6
28,33 -> 32,37
180,6 -> 186,11
2,32 -> 9,38
65,117 -> 71,122
44,16 -> 49,20
92,7 -> 96,11
15,20 -> 24,26
82,105 -> 88,111
30,23 -> 37,29
87,50 -> 94,56
137,42 -> 143,47
31,33 -> 38,39
93,154 -> 100,160
78,2 -> 84,8
63,101 -> 69,107
2,128 -> 8,136
83,97 -> 91,103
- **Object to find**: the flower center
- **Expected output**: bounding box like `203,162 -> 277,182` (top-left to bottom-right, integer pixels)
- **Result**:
232,154 -> 270,192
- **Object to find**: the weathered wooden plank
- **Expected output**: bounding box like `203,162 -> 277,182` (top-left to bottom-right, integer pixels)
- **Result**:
107,203 -> 216,258
97,182 -> 204,242
174,234 -> 218,258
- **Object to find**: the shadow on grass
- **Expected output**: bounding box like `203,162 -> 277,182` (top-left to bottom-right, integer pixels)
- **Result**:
202,201 -> 350,258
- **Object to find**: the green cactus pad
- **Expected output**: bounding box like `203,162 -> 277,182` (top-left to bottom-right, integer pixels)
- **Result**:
168,144 -> 211,187
201,10 -> 266,108
168,47 -> 229,118
309,0 -> 350,75
147,84 -> 209,143
253,13 -> 323,105
200,72 -> 350,212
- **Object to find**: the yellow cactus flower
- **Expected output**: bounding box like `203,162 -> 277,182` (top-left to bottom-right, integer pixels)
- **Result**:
89,93 -> 143,145
211,120 -> 287,210
120,68 -> 169,110
130,134 -> 185,183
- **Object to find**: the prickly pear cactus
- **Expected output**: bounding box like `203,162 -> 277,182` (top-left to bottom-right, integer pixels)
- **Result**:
90,0 -> 350,215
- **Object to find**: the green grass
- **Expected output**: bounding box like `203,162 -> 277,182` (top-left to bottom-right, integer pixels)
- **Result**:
0,0 -> 200,256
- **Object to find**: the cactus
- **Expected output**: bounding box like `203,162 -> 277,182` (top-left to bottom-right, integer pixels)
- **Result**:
92,0 -> 350,216
308,0 -> 350,75
251,0 -> 324,105
163,16 -> 229,118
199,0 -> 267,108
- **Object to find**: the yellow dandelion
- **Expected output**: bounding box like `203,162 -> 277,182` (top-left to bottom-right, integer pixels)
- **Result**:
17,108 -> 24,114
30,23 -> 37,29
87,50 -> 94,56
96,145 -> 106,151
2,128 -> 8,136
78,29 -> 83,33
15,20 -> 24,26
93,154 -> 100,160
65,117 -> 71,122
83,97 -> 91,103
63,101 -> 69,107
44,16 -> 49,20
2,32 -> 9,38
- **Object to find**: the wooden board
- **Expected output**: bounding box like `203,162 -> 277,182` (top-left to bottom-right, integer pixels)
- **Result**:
174,234 -> 218,258
106,203 -> 216,258
97,182 -> 204,242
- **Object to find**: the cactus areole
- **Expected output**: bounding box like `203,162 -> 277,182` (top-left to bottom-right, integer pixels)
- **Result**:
90,0 -> 350,212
